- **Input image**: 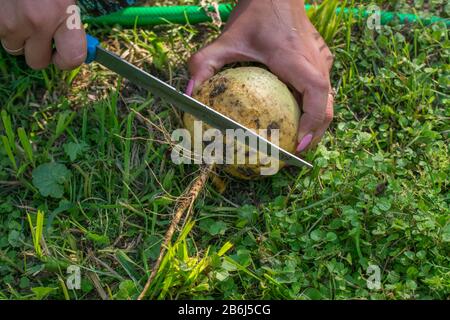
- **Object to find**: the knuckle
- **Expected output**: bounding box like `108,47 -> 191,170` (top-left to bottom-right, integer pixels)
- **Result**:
188,48 -> 216,73
325,53 -> 334,71
307,112 -> 326,125
328,52 -> 334,64
323,46 -> 333,59
326,52 -> 334,65
2,19 -> 17,34
188,51 -> 204,69
1,10 -> 22,34
311,76 -> 329,92
22,8 -> 45,29
22,0 -> 68,29
188,50 -> 217,78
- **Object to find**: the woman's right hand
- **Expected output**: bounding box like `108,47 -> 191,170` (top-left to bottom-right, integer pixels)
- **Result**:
0,0 -> 86,70
188,0 -> 334,153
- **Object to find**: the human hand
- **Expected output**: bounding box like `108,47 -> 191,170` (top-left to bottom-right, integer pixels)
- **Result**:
187,0 -> 334,152
0,0 -> 86,70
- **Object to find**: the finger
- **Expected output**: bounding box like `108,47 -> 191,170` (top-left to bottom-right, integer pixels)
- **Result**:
185,79 -> 195,97
295,81 -> 331,150
307,91 -> 334,150
273,57 -> 330,147
188,33 -> 257,91
24,34 -> 53,70
52,22 -> 86,70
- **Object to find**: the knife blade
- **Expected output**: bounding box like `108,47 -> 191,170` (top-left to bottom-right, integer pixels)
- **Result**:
85,35 -> 312,169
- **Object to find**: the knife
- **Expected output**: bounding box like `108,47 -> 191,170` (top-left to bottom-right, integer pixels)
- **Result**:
85,34 -> 312,169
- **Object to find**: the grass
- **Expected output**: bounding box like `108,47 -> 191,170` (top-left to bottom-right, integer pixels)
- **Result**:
0,0 -> 449,300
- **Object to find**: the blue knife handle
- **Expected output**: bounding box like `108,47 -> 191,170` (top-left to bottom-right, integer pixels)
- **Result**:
85,34 -> 100,64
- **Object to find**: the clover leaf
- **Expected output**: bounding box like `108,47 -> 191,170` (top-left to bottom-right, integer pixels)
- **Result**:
32,163 -> 72,198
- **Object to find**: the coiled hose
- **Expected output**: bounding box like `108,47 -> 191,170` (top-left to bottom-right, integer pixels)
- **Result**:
84,4 -> 449,27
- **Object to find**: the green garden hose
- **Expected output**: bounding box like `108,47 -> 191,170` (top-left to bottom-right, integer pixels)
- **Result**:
84,4 -> 449,27
84,4 -> 234,26
335,6 -> 449,26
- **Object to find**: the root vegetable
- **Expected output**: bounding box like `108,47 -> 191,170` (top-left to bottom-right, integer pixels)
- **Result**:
184,67 -> 300,179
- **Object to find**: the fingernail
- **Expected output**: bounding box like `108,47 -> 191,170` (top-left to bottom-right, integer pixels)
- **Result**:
185,79 -> 195,97
296,133 -> 313,153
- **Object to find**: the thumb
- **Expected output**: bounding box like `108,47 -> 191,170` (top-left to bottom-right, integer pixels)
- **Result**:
52,22 -> 87,70
187,34 -> 254,96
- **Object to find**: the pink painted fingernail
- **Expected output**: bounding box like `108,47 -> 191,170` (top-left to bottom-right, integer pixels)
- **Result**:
185,79 -> 195,97
296,133 -> 313,153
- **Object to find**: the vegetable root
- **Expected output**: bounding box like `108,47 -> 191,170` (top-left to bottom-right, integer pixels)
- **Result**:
137,164 -> 214,300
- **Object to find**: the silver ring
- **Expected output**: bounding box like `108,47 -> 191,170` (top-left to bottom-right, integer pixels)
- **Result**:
1,40 -> 24,56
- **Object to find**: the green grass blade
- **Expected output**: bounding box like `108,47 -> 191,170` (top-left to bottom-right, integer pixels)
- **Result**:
1,110 -> 15,151
27,210 -> 44,260
1,135 -> 18,171
17,127 -> 34,166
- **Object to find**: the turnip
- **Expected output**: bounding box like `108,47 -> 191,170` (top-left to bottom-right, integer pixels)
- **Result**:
184,67 -> 301,179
